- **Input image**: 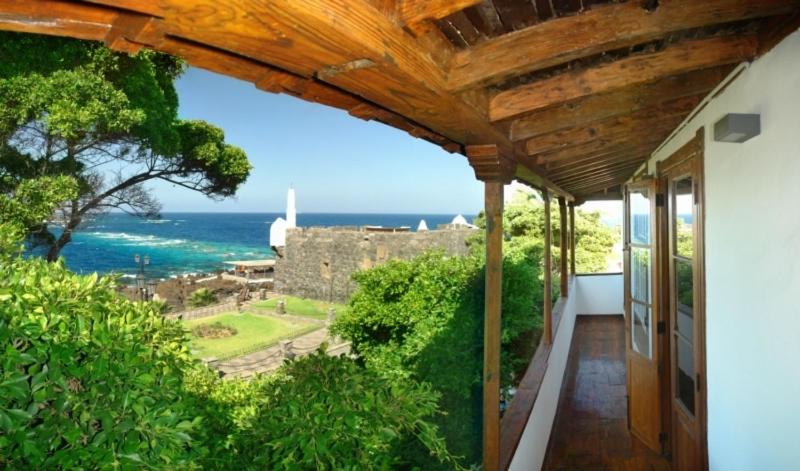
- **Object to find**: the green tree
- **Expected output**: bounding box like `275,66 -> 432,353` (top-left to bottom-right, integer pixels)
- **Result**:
472,191 -> 618,273
0,32 -> 251,260
0,176 -> 77,256
332,249 -> 542,468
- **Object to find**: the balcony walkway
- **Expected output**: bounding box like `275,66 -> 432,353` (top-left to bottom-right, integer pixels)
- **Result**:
542,316 -> 670,471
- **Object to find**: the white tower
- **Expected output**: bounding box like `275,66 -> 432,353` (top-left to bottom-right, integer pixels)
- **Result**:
286,187 -> 297,228
417,219 -> 429,231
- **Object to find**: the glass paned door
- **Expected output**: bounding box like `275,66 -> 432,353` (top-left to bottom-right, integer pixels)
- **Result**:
671,176 -> 696,415
624,180 -> 662,452
660,128 -> 706,470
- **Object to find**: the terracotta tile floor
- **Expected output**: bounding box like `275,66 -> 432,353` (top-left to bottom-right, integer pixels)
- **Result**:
542,316 -> 670,471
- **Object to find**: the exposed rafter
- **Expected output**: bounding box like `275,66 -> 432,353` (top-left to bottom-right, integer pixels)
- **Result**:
447,0 -> 797,91
490,34 -> 757,122
508,66 -> 731,141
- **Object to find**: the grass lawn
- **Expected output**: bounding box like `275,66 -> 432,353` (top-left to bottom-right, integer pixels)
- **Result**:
252,295 -> 348,320
184,312 -> 317,360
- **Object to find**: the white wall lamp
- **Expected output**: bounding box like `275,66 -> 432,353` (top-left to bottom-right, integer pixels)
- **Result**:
714,113 -> 761,143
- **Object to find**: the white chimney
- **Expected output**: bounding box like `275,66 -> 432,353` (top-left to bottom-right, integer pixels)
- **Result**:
286,187 -> 297,228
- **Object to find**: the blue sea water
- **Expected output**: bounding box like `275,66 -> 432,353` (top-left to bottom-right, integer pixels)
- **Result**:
43,213 -> 472,281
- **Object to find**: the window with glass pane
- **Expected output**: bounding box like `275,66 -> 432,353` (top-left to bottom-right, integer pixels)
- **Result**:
632,302 -> 651,358
630,189 -> 651,245
677,336 -> 695,415
675,178 -> 693,258
631,247 -> 651,304
676,260 -> 694,340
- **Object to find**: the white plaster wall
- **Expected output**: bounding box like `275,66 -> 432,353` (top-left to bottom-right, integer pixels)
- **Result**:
645,28 -> 800,471
573,274 -> 624,315
508,274 -> 623,470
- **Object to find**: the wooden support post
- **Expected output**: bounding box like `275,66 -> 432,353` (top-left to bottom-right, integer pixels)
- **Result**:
558,197 -> 568,297
543,189 -> 553,345
569,203 -> 576,275
465,145 -> 515,471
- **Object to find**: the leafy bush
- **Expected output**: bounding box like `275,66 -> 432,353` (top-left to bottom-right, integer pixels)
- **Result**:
0,257 -> 202,469
332,249 -> 543,468
184,349 -> 455,469
188,287 -> 217,308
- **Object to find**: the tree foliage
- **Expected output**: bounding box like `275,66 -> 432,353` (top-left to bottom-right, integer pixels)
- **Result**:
0,225 -> 454,468
185,350 -> 454,469
0,32 -> 252,260
332,248 -> 543,468
473,190 -> 618,273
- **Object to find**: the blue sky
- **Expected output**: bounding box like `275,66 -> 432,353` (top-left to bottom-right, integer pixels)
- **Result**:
149,67 -> 483,214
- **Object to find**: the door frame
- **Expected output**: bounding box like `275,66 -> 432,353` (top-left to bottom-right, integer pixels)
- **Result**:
657,128 -> 708,470
623,176 -> 666,453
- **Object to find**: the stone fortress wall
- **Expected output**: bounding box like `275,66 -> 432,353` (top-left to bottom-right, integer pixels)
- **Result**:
274,226 -> 474,303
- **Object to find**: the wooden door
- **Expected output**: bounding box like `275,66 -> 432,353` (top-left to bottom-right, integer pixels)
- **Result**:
623,179 -> 664,452
659,129 -> 707,470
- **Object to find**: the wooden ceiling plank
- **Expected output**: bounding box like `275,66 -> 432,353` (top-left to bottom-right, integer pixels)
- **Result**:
397,0 -> 482,26
553,160 -> 644,183
509,66 -> 731,140
546,149 -> 651,174
490,34 -> 757,122
538,137 -> 665,166
563,171 -> 633,192
0,0 -> 115,41
520,96 -> 700,155
80,0 -> 165,17
567,175 -> 633,194
463,3 -> 505,37
448,0 -> 797,91
491,0 -> 538,31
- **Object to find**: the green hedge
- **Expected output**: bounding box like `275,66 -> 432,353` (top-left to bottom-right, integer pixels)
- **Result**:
332,248 -> 544,468
0,257 -> 201,468
0,255 -> 455,469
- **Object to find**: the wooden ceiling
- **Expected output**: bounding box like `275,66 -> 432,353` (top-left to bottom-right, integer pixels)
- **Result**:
2,0 -> 799,201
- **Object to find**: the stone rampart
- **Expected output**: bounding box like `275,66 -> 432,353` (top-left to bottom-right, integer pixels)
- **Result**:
274,227 -> 473,303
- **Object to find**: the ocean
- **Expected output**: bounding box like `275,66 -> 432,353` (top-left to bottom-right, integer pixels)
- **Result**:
40,213 -> 473,281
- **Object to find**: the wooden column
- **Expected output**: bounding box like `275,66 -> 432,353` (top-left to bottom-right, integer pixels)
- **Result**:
543,189 -> 553,345
558,197 -> 568,297
466,145 -> 515,471
569,203 -> 576,275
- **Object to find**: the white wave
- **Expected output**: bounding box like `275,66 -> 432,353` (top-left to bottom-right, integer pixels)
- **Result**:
144,219 -> 171,224
85,231 -> 186,247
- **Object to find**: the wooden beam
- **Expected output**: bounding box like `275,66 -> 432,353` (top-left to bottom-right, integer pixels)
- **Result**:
519,95 -> 702,156
447,0 -> 796,91
482,180 -> 503,471
465,144 -> 511,471
0,0 -> 115,41
551,159 -> 645,183
558,197 -> 568,297
537,136 -> 666,166
569,203 -> 576,275
543,189 -> 553,345
508,66 -> 731,139
566,172 -> 633,193
397,0 -> 482,26
544,144 -> 655,172
526,116 -> 690,163
490,35 -> 757,122
81,0 -> 165,17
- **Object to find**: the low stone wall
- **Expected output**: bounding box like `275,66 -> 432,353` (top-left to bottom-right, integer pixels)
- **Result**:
166,301 -> 238,321
274,227 -> 473,303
